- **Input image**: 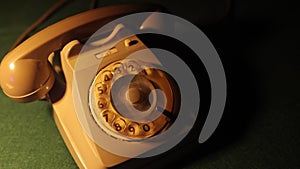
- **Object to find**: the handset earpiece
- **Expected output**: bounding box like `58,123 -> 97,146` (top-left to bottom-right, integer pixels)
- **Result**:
0,4 -> 163,102
0,57 -> 55,102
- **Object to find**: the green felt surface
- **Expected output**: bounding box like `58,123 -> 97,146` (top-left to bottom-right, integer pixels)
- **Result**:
1,0 -> 300,169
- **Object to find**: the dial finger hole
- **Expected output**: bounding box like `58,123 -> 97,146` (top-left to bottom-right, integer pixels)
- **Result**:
101,110 -> 115,124
113,118 -> 126,132
127,122 -> 140,136
98,97 -> 108,109
101,71 -> 113,82
113,62 -> 125,75
142,67 -> 153,76
95,83 -> 107,94
126,60 -> 140,73
141,122 -> 154,134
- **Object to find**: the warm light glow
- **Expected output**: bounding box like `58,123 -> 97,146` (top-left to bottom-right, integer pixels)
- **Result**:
9,63 -> 15,70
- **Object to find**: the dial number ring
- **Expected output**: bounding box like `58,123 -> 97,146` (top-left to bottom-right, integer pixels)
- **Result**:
90,59 -> 179,140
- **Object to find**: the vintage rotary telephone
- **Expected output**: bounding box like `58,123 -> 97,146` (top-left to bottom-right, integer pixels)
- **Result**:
0,3 -> 227,169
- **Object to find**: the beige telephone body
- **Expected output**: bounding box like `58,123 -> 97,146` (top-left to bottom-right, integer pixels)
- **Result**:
0,4 -> 183,169
0,2 -> 229,168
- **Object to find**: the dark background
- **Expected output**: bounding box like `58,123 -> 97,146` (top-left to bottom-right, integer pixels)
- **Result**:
0,0 -> 299,168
